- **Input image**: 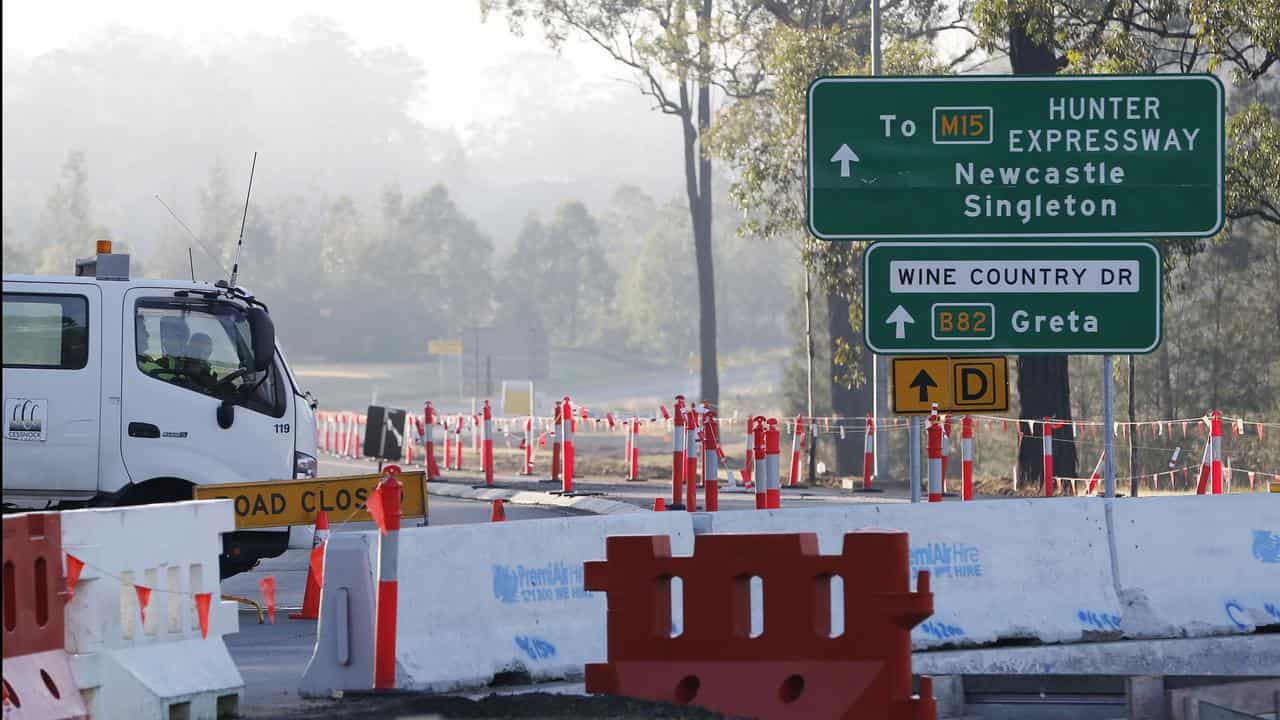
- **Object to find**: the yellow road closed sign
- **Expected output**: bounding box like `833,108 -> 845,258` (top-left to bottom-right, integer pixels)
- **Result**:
195,471 -> 427,530
892,356 -> 1009,414
428,339 -> 463,356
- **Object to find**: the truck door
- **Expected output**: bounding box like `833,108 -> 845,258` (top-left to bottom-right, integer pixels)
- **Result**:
2,283 -> 101,497
120,289 -> 293,490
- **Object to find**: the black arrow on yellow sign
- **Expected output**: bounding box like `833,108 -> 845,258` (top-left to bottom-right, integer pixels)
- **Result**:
909,369 -> 938,402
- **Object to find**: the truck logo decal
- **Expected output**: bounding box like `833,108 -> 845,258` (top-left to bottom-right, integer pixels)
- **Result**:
4,398 -> 48,441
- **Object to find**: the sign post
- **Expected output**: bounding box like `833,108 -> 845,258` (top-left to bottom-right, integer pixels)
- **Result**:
864,241 -> 1162,355
808,75 -> 1223,239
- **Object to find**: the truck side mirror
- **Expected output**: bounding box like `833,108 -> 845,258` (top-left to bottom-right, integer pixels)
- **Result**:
247,307 -> 275,373
217,400 -> 235,429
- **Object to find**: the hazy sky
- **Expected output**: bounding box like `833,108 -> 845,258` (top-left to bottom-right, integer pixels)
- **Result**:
2,0 -> 619,137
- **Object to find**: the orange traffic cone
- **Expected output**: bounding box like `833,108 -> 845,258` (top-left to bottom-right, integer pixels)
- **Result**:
653,497 -> 666,511
490,499 -> 507,522
289,510 -> 329,620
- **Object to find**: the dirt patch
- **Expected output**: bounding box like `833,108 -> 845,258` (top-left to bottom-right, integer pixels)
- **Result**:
246,691 -> 734,719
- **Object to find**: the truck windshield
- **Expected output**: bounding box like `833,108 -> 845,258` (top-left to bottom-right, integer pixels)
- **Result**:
134,298 -> 256,399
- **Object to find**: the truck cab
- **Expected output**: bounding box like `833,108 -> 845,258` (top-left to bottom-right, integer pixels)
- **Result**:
2,242 -> 318,576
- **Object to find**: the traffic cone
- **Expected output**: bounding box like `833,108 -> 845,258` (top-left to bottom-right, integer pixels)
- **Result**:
490,499 -> 507,522
653,497 -> 666,511
289,510 -> 329,620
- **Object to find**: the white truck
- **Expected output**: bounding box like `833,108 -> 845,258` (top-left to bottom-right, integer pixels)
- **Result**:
2,242 -> 318,576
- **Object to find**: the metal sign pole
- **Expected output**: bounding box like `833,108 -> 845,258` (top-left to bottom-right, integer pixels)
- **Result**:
1103,355 -> 1117,498
909,416 -> 922,503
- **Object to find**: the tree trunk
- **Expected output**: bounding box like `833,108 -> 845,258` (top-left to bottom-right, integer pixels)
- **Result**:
686,0 -> 719,405
827,289 -> 866,474
1010,11 -> 1077,484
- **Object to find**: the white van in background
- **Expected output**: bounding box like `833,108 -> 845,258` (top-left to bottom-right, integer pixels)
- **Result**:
2,242 -> 318,576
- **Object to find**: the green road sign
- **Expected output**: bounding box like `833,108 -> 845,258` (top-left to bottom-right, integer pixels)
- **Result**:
863,241 -> 1162,354
808,75 -> 1223,239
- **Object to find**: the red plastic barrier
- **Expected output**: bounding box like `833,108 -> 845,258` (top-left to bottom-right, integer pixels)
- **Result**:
2,513 -> 89,719
584,531 -> 936,719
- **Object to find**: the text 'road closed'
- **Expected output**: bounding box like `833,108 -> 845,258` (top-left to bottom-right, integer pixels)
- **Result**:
195,471 -> 427,529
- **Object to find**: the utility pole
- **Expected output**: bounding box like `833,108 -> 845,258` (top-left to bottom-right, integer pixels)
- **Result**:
870,0 -> 890,484
805,270 -> 817,483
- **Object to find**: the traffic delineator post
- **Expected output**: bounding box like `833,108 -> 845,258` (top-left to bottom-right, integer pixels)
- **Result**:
563,396 -> 576,494
670,396 -> 686,509
752,417 -> 767,510
373,465 -> 402,690
551,401 -> 563,484
685,408 -> 698,512
1210,409 -> 1224,494
941,414 -> 953,494
424,402 -> 440,480
766,418 -> 782,509
482,401 -> 494,487
960,415 -> 974,502
788,415 -> 804,486
927,407 -> 943,503
521,416 -> 535,476
1042,418 -> 1055,497
862,415 -> 876,491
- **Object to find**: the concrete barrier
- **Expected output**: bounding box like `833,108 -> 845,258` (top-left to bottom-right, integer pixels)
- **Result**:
1109,494 -> 1280,638
299,533 -> 376,697
60,500 -> 244,719
706,499 -> 1122,649
301,512 -> 695,693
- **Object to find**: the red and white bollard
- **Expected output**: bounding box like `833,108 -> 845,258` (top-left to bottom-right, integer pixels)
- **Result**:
862,414 -> 875,491
671,396 -> 686,508
551,401 -> 563,484
927,410 -> 943,502
562,396 -> 576,494
766,418 -> 782,509
741,422 -> 755,490
521,416 -> 535,476
625,418 -> 641,481
702,408 -> 720,511
941,415 -> 953,494
454,415 -> 464,470
1042,418 -> 1055,497
685,408 -> 699,511
482,401 -> 494,487
1210,409 -> 1224,495
373,465 -> 402,690
752,417 -> 767,509
788,415 -> 805,487
960,415 -> 974,501
471,414 -> 481,464
424,402 -> 440,480
443,416 -> 454,470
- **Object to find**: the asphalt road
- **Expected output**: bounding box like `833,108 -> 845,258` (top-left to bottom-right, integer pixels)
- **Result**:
223,458 -> 583,714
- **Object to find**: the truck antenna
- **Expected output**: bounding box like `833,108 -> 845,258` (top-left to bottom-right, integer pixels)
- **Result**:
154,194 -> 229,278
229,152 -> 257,289
188,248 -> 196,282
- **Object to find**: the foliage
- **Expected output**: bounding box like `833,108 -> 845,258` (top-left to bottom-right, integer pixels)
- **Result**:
499,201 -> 616,346
971,0 -> 1280,234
